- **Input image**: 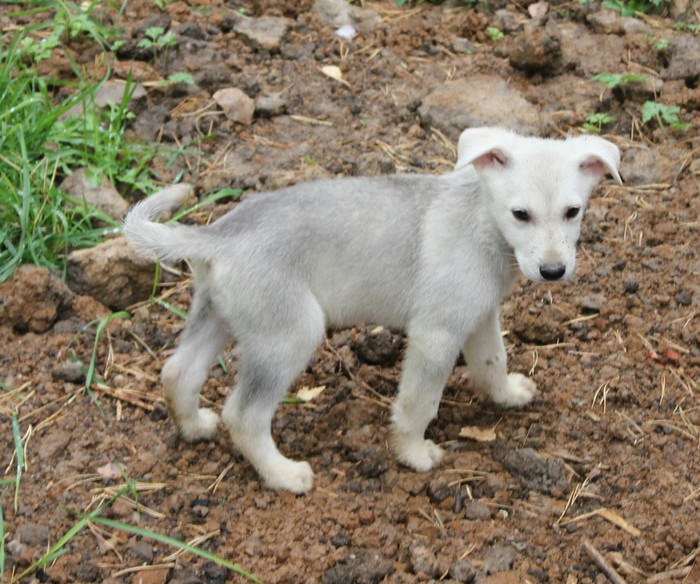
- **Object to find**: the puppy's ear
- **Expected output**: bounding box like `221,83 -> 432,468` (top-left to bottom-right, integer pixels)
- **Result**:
456,127 -> 515,171
572,135 -> 623,185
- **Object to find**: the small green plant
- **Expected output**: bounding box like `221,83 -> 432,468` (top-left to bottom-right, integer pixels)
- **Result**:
641,101 -> 690,129
673,22 -> 699,32
647,35 -> 669,51
137,26 -> 177,59
594,72 -> 649,90
11,415 -> 24,513
602,0 -> 665,16
583,112 -> 615,134
145,72 -> 196,88
486,26 -> 504,41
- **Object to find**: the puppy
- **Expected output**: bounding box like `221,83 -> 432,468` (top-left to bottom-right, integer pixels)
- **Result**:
123,127 -> 622,494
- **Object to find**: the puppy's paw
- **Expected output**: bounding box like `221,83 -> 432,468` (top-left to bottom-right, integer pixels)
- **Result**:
264,459 -> 314,494
493,373 -> 536,408
179,408 -> 220,442
392,433 -> 444,472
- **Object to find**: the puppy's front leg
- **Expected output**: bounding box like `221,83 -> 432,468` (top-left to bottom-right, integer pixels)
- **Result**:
463,308 -> 536,407
391,330 -> 461,472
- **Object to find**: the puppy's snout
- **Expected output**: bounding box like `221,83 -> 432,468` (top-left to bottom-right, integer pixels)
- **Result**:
539,263 -> 566,281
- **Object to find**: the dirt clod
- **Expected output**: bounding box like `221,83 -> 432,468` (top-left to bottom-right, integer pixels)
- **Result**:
323,548 -> 394,584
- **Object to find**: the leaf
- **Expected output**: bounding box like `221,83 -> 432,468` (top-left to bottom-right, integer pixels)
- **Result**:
295,385 -> 326,402
321,66 -> 350,87
459,425 -> 498,442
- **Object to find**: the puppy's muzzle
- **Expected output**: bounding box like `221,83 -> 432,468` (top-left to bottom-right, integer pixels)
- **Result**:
539,263 -> 566,281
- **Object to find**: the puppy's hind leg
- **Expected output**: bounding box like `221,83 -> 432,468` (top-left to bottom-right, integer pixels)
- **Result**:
463,308 -> 536,408
221,294 -> 325,494
161,292 -> 229,441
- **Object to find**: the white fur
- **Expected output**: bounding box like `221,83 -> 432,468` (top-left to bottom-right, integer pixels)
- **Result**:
123,127 -> 621,494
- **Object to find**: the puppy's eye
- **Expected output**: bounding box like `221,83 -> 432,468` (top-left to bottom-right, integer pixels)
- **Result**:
566,206 -> 581,219
512,209 -> 530,222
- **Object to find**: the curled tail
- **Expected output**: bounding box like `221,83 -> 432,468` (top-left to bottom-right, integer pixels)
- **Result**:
123,184 -> 209,263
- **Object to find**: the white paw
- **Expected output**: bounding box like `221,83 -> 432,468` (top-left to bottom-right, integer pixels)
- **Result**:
493,373 -> 536,408
179,408 -> 220,441
392,433 -> 445,472
263,459 -> 314,494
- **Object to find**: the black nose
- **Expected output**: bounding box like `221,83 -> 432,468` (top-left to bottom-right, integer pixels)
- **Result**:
540,263 -> 566,280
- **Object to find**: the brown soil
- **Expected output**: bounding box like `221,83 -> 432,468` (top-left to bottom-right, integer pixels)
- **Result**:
1,0 -> 699,583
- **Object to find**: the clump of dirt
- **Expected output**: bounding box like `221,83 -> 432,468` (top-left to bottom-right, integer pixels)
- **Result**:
1,0 -> 699,583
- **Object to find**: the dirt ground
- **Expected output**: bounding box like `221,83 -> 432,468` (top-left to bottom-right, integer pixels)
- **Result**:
1,0 -> 699,582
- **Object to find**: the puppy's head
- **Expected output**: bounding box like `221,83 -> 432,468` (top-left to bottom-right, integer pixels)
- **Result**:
456,127 -> 622,283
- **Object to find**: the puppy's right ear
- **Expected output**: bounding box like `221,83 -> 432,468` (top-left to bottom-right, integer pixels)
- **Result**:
455,127 -> 516,170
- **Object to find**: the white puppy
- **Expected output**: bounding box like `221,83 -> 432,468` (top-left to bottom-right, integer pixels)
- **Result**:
124,127 -> 621,494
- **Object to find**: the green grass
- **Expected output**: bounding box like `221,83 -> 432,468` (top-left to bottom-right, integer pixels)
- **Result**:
6,481 -> 262,584
10,416 -> 24,514
0,6 -> 172,284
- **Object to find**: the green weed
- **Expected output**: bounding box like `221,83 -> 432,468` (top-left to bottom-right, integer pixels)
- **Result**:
0,29 -> 163,283
594,72 -> 648,91
84,311 -> 131,401
641,101 -> 690,129
583,112 -> 615,134
91,517 -> 263,583
486,27 -> 504,41
602,0 -> 665,16
10,416 -> 24,514
137,26 -> 177,60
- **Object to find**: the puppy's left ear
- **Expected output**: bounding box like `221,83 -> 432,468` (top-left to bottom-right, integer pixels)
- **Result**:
573,135 -> 623,185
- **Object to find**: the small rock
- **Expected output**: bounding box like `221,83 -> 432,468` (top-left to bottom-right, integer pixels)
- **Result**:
586,9 -> 625,35
127,539 -> 154,563
353,152 -> 395,176
0,265 -> 72,333
619,147 -> 667,186
427,477 -> 451,504
175,22 -> 205,40
52,360 -> 85,383
203,561 -> 228,584
511,306 -> 563,344
623,279 -> 639,294
133,104 -> 170,140
66,236 -> 157,309
409,542 -> 440,578
494,444 -> 569,496
94,79 -> 148,110
16,523 -> 50,546
484,543 -> 517,573
323,548 -> 394,584
255,92 -> 288,117
233,15 -> 293,52
132,13 -> 172,38
508,22 -> 562,73
130,567 -> 169,584
662,36 -> 700,80
352,326 -> 403,366
465,500 -> 492,520
580,294 -> 605,313
213,87 -> 255,124
450,559 -> 478,583
419,76 -> 543,139
314,0 -> 353,28
483,572 -> 522,584
71,561 -> 101,582
357,445 -> 389,478
332,527 -> 351,547
61,168 -> 129,221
